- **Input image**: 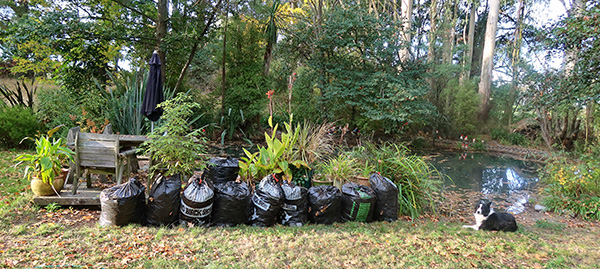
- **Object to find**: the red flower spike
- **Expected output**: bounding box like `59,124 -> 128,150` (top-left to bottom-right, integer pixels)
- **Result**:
266,90 -> 275,99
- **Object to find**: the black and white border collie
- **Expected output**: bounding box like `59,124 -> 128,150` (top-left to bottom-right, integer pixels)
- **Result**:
462,201 -> 518,232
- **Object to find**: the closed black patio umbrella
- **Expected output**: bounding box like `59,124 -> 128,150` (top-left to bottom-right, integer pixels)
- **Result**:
141,51 -> 164,124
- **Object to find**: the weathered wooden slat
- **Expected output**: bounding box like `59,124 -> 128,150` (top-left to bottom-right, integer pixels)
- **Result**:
79,140 -> 117,147
79,153 -> 117,161
78,133 -> 119,141
79,147 -> 117,155
81,160 -> 117,168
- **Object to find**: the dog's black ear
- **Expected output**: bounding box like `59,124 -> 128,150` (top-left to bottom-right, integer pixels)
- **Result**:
486,201 -> 492,208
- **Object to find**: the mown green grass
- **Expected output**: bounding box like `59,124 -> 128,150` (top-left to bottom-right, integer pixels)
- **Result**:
1,150 -> 599,268
0,149 -> 38,226
1,221 -> 599,268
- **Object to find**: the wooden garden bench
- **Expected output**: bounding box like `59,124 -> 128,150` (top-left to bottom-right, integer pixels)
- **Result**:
72,132 -> 136,194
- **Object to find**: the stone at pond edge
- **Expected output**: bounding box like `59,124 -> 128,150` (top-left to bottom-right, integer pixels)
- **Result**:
534,204 -> 547,212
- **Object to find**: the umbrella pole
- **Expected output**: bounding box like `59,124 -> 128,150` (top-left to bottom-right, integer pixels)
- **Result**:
151,122 -> 154,133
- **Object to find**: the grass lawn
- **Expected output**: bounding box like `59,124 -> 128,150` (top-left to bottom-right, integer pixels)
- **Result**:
1,150 -> 599,268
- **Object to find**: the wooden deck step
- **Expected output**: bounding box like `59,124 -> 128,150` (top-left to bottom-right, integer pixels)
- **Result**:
33,184 -> 101,206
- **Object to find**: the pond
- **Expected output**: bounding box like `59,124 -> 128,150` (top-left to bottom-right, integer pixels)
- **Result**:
424,151 -> 542,214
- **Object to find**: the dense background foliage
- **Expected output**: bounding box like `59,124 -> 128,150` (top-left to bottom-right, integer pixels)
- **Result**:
1,0 -> 599,219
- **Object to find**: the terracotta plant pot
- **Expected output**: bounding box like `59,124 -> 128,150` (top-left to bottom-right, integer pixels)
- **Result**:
30,172 -> 67,196
355,176 -> 370,187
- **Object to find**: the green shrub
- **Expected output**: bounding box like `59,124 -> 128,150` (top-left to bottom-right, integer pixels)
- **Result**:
470,140 -> 486,151
35,87 -> 79,137
441,79 -> 480,136
541,154 -> 600,221
410,136 -> 428,150
290,67 -> 321,123
0,106 -> 42,149
491,128 -> 528,146
219,17 -> 268,136
142,92 -> 208,177
37,85 -> 112,136
348,142 -> 443,218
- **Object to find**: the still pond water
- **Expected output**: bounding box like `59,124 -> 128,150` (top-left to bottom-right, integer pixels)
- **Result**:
425,151 -> 542,214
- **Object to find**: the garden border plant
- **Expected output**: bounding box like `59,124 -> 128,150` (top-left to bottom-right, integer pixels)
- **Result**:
540,151 -> 600,221
239,114 -> 309,182
14,125 -> 74,196
141,92 -> 209,180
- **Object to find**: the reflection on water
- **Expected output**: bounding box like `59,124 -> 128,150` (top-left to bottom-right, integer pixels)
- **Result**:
426,151 -> 541,214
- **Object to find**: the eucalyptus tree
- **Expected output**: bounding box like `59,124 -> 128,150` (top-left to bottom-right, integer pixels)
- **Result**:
478,0 -> 500,122
459,0 -> 477,85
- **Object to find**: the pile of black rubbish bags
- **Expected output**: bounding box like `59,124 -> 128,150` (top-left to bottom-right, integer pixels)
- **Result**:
99,157 -> 400,227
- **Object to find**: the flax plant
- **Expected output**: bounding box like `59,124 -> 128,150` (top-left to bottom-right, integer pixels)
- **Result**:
101,71 -> 175,135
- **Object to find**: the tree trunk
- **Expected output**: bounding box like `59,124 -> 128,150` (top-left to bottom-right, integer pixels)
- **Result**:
427,0 -> 440,107
441,0 -> 456,65
507,0 -> 525,128
398,0 -> 413,62
427,0 -> 438,66
221,0 -> 229,118
263,43 -> 273,76
156,0 -> 168,84
460,0 -> 476,85
537,107 -> 581,150
585,101 -> 593,144
477,0 -> 500,123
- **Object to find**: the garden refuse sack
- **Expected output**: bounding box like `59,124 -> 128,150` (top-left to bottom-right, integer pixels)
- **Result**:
280,181 -> 308,226
212,181 -> 251,227
341,182 -> 377,222
249,174 -> 283,227
369,173 -> 399,221
205,157 -> 239,185
99,177 -> 146,227
307,185 -> 342,224
146,173 -> 181,227
180,174 -> 214,227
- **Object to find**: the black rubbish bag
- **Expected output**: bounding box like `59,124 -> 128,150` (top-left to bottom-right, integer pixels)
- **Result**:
341,182 -> 377,222
280,181 -> 308,227
212,181 -> 251,227
249,174 -> 283,227
307,185 -> 342,225
369,173 -> 399,221
146,173 -> 181,227
99,178 -> 146,227
180,174 -> 214,227
205,157 -> 239,185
